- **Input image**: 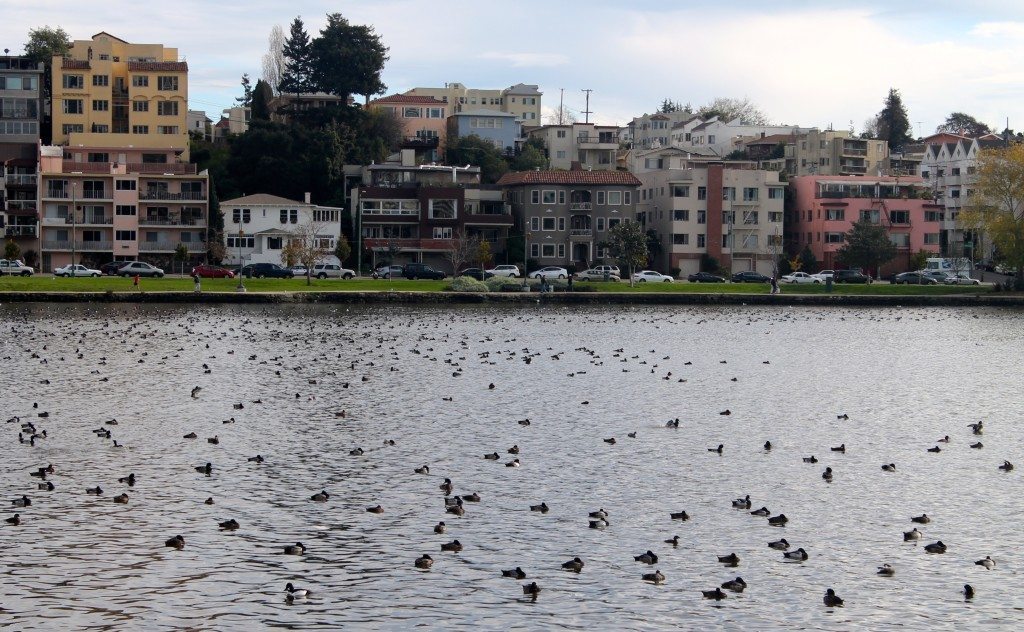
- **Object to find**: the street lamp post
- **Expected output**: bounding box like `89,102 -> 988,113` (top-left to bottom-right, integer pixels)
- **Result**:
70,182 -> 77,270
235,228 -> 246,292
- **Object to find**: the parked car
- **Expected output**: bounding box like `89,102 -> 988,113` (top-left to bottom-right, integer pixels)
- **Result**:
994,264 -> 1017,275
528,266 -> 569,280
893,271 -> 938,285
730,271 -> 770,283
100,261 -> 131,275
192,264 -> 235,278
457,267 -> 494,280
288,265 -> 308,277
632,270 -> 674,283
312,263 -> 355,279
833,269 -> 869,283
944,273 -> 981,285
486,264 -> 521,278
118,261 -> 165,278
687,271 -> 726,283
372,264 -> 404,279
593,265 -> 621,277
576,268 -> 621,281
54,264 -> 101,278
922,270 -> 953,284
780,272 -> 821,284
238,263 -> 294,279
403,263 -> 446,280
0,259 -> 34,276
813,269 -> 836,282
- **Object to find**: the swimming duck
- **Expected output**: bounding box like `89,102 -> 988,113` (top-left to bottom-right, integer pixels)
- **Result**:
717,553 -> 740,565
502,567 -> 526,579
522,582 -> 541,596
561,557 -> 584,572
927,446 -> 941,453
666,418 -> 679,428
183,432 -> 198,439
802,456 -> 818,463
283,542 -> 306,555
822,467 -> 833,482
589,518 -> 610,529
29,468 -> 46,479
505,459 -> 521,468
721,577 -> 747,592
970,442 -> 983,449
507,445 -> 520,454
882,463 -> 896,472
719,410 -> 731,416
195,463 -> 212,475
750,506 -> 770,517
165,535 -> 185,550
589,508 -> 608,519
911,514 -> 930,524
530,502 -> 549,513
414,554 -> 434,569
903,528 -> 923,541
414,465 -> 430,475
732,495 -> 751,509
784,548 -> 809,561
204,497 -> 214,505
964,584 -> 975,599
768,538 -> 790,550
460,492 -> 480,503
219,519 -> 240,530
702,587 -> 727,600
665,535 -> 679,546
831,444 -> 845,453
823,588 -> 844,607
634,550 -> 658,564
517,419 -> 530,426
349,447 -> 364,456
440,539 -> 463,552
207,436 -> 219,445
968,422 -> 983,435
627,431 -> 637,438
310,490 -> 330,502
937,435 -> 950,443
118,473 -> 136,485
5,514 -> 20,526
39,481 -> 55,491
12,496 -> 30,507
768,514 -> 788,526
924,541 -> 947,554
248,455 -> 264,463
708,444 -> 724,454
643,570 -> 666,584
998,460 -> 1014,472
670,510 -> 690,521
285,582 -> 310,597
366,505 -> 384,514
483,452 -> 500,460
837,413 -> 849,420
604,438 -> 616,445
764,441 -> 772,450
877,563 -> 895,577
113,493 -> 129,504
975,556 -> 995,570
446,502 -> 465,517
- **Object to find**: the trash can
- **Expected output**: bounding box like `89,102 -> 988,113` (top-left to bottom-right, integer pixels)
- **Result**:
603,270 -> 610,282
826,276 -> 833,292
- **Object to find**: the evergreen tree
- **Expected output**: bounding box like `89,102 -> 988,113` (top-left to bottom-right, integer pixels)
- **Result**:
936,112 -> 992,138
252,79 -> 273,120
24,25 -> 71,144
873,88 -> 912,149
280,17 -> 314,97
445,135 -> 508,184
798,244 -> 818,273
310,13 -> 389,103
236,74 -> 253,106
836,219 -> 897,277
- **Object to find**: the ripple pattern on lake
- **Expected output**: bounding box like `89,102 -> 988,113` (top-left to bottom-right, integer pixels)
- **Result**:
2,303 -> 1023,630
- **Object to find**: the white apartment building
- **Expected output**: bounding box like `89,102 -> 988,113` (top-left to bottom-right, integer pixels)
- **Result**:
527,123 -> 621,170
633,147 -> 785,276
683,117 -> 810,157
221,193 -> 342,266
403,82 -> 541,126
627,111 -> 701,150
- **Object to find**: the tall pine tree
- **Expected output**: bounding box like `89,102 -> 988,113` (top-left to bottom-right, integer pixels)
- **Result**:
873,88 -> 912,150
280,17 -> 314,97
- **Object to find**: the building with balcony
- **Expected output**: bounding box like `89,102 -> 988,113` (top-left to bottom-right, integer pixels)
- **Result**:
50,32 -> 190,161
1,55 -> 45,261
220,193 -> 342,267
633,147 -> 785,276
785,129 -> 889,177
367,94 -> 448,161
527,123 -> 621,170
37,144 -> 209,272
626,111 -> 700,150
352,149 -> 514,272
682,117 -> 810,157
404,82 -> 541,126
446,109 -> 520,156
786,175 -> 941,276
497,167 -> 641,270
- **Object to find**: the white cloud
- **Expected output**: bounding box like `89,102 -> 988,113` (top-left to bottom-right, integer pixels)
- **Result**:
480,52 -> 569,68
969,21 -> 1024,37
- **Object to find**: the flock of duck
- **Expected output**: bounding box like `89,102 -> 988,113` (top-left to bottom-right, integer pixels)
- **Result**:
1,304 -> 1018,626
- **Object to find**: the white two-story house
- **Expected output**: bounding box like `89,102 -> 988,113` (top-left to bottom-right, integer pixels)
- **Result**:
221,193 -> 342,266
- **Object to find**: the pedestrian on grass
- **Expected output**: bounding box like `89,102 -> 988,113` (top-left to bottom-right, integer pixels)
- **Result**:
133,274 -> 140,290
770,275 -> 780,295
192,271 -> 201,293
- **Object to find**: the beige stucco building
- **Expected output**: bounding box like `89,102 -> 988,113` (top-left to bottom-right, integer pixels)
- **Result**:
404,82 -> 541,125
527,123 -> 621,170
785,129 -> 888,178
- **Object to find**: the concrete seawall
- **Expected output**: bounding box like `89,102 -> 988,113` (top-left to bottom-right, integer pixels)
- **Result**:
1,291 -> 1023,307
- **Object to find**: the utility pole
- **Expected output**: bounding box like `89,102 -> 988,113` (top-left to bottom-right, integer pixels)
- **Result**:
581,89 -> 593,124
71,181 -> 77,270
558,88 -> 564,125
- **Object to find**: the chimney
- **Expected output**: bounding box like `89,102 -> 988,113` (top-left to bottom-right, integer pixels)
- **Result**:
304,192 -> 311,204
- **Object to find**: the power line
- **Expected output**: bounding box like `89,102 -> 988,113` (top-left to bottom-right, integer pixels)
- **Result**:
581,89 -> 593,124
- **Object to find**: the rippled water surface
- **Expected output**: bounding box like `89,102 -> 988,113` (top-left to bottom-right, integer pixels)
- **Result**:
2,303 -> 1023,630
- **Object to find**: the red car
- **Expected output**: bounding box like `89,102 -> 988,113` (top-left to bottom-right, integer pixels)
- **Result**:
192,265 -> 235,278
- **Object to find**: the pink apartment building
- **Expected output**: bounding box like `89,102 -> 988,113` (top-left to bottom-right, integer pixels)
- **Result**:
787,175 -> 943,276
367,94 -> 447,161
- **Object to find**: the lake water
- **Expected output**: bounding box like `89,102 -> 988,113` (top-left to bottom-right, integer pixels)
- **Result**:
2,303 -> 1023,630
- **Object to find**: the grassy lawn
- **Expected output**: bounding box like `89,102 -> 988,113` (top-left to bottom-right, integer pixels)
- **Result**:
576,280 -> 993,295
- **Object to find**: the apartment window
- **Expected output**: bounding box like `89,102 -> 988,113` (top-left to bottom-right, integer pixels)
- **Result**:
824,232 -> 844,244
426,107 -> 444,118
557,191 -> 566,205
541,244 -> 557,257
826,208 -> 845,221
673,210 -> 689,221
925,211 -> 943,222
722,211 -> 735,224
742,187 -> 758,201
859,209 -> 880,224
967,166 -> 976,175
429,199 -> 457,219
232,208 -> 251,223
558,243 -> 565,258
289,209 -> 298,223
889,233 -> 910,247
542,191 -> 556,204
92,99 -> 109,112
61,124 -> 84,135
157,101 -> 178,116
673,233 -> 689,245
555,150 -> 566,159
157,76 -> 179,91
62,74 -> 84,89
403,107 -> 422,118
697,234 -> 706,248
141,153 -> 167,164
889,210 -> 910,224
924,233 -> 940,245
672,185 -> 690,197
133,100 -> 149,112
596,191 -> 606,205
313,209 -> 337,222
132,125 -> 149,134
768,211 -> 783,223
530,243 -> 539,257
542,217 -> 556,231
743,211 -> 759,225
723,234 -> 732,248
741,234 -> 758,250
596,217 -> 606,232
266,237 -> 283,250
63,99 -> 84,114
116,205 -> 137,216
226,234 -> 255,248
531,190 -> 540,204
91,124 -> 109,133
697,210 -> 706,224
556,130 -> 566,138
530,217 -> 540,231
433,227 -> 453,239
132,75 -> 149,88
608,218 -> 621,229
608,191 -> 622,205
950,189 -> 961,199
922,171 -> 930,179
90,75 -> 109,88
87,152 -> 109,163
116,180 -> 137,191
115,230 -> 137,241
722,187 -> 736,201
951,167 -> 961,176
697,186 -> 707,200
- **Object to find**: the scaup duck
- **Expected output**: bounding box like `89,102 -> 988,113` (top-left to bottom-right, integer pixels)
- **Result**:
784,548 -> 808,561
440,539 -> 463,552
721,577 -> 746,592
823,588 -> 844,607
530,502 -> 549,513
165,535 -> 185,550
285,582 -> 310,597
643,570 -> 666,584
283,542 -> 306,555
911,514 -> 930,524
561,557 -> 584,572
768,538 -> 789,550
877,563 -> 895,576
502,567 -> 526,579
768,513 -> 788,526
366,505 -> 384,514
113,493 -> 129,504
702,587 -> 727,600
732,495 -> 751,509
634,550 -> 658,564
434,521 -> 446,534
670,510 -> 690,521
219,519 -> 240,530
924,541 -> 947,554
717,553 -> 740,565
310,491 -> 330,502
904,528 -> 923,541
975,556 -> 995,570
414,554 -> 433,569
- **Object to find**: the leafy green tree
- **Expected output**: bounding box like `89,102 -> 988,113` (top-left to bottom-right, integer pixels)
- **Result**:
798,244 -> 818,273
659,99 -> 691,114
4,239 -> 21,261
697,97 -> 769,124
445,135 -> 508,184
173,243 -> 189,275
206,181 -> 225,263
605,221 -> 649,286
909,248 -> 930,271
645,229 -> 662,268
236,74 -> 253,107
836,219 -> 897,277
936,112 -> 992,138
872,88 -> 912,148
310,13 -> 389,103
960,143 -> 1024,289
280,17 -> 315,97
252,79 -> 273,120
334,232 -> 352,265
511,144 -> 546,171
25,25 -> 71,144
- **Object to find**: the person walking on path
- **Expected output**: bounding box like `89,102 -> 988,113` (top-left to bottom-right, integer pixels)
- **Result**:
192,271 -> 201,293
133,274 -> 140,290
770,276 -> 780,295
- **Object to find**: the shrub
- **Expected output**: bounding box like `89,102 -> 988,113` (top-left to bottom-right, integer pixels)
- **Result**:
669,267 -> 681,278
449,276 -> 489,292
486,277 -> 524,292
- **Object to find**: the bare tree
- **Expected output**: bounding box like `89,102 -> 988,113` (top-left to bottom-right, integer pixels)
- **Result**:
445,230 -> 481,276
262,25 -> 285,96
289,216 -> 329,285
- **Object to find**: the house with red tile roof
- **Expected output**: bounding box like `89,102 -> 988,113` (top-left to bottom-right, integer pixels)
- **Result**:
367,94 -> 448,160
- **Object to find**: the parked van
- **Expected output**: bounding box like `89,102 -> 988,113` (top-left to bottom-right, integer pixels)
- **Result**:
925,257 -> 972,274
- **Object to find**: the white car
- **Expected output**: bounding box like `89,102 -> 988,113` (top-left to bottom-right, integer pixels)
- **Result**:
780,272 -> 821,284
487,264 -> 521,278
0,259 -> 34,276
944,273 -> 981,285
312,263 -> 355,279
575,268 -> 620,281
55,264 -> 101,278
632,270 -> 674,283
527,266 -> 569,280
813,269 -> 835,282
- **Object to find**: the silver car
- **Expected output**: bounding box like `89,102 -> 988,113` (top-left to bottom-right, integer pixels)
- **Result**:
313,263 -> 355,279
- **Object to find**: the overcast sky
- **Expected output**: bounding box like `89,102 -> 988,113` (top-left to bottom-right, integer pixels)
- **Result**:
5,0 -> 1024,134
